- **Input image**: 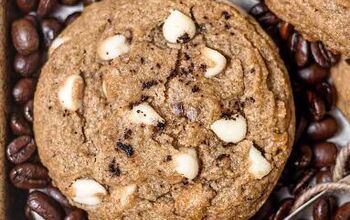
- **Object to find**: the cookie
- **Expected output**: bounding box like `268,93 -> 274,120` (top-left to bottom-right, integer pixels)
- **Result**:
331,57 -> 350,120
33,0 -> 295,219
265,0 -> 350,56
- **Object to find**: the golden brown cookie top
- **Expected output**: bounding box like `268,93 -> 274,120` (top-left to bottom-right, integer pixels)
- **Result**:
266,0 -> 350,56
34,0 -> 294,219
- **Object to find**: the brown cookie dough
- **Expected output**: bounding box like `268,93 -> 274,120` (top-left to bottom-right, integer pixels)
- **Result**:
265,0 -> 350,56
331,57 -> 350,120
34,0 -> 295,219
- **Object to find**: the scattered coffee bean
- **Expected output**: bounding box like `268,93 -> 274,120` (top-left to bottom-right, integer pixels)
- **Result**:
249,3 -> 269,17
273,198 -> 294,220
310,42 -> 332,68
14,51 -> 40,77
306,115 -> 338,141
295,115 -> 308,143
65,12 -> 81,26
251,196 -> 276,220
258,12 -> 280,26
313,197 -> 336,220
24,14 -> 38,27
46,185 -> 72,208
333,202 -> 350,220
27,191 -> 64,220
16,0 -> 38,13
278,22 -> 294,41
61,0 -> 79,5
9,163 -> 50,189
37,0 -> 58,17
12,78 -> 36,104
326,50 -> 340,65
295,35 -> 310,67
6,135 -> 36,164
292,169 -> 316,195
316,169 -> 333,184
306,89 -> 326,121
298,64 -> 329,85
294,143 -> 313,168
10,111 -> 32,136
312,142 -> 338,168
82,0 -> 99,6
287,32 -> 298,53
41,18 -> 63,48
11,18 -> 40,55
316,82 -> 336,111
24,100 -> 34,122
65,209 -> 88,220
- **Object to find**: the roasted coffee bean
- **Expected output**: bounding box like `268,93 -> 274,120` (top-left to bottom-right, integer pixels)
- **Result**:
288,32 -> 299,53
297,64 -> 329,85
37,0 -> 58,17
294,143 -> 313,168
61,0 -> 79,5
279,22 -> 294,41
12,78 -> 36,104
41,18 -> 63,48
46,185 -> 71,208
16,0 -> 38,12
27,191 -> 64,220
65,12 -> 81,26
295,35 -> 310,67
65,209 -> 88,220
292,169 -> 316,195
313,197 -> 332,220
6,135 -> 36,164
295,115 -> 308,143
14,51 -> 40,77
249,3 -> 269,17
10,111 -> 32,136
306,115 -> 338,141
273,198 -> 294,220
258,12 -> 280,26
306,89 -> 326,121
316,169 -> 333,184
311,42 -> 332,68
11,19 -> 39,55
83,0 -> 100,6
316,82 -> 336,111
251,196 -> 276,220
333,202 -> 350,220
24,100 -> 34,122
9,163 -> 50,189
326,50 -> 340,65
312,142 -> 338,168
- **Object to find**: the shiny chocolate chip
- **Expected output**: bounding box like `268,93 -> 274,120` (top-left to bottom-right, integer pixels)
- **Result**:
16,0 -> 38,13
6,135 -> 36,164
9,163 -> 50,189
306,115 -> 338,141
11,18 -> 40,55
14,51 -> 40,77
10,111 -> 32,136
37,0 -> 58,17
298,64 -> 329,85
41,18 -> 63,47
306,89 -> 326,121
12,78 -> 36,104
27,191 -> 64,220
312,142 -> 338,168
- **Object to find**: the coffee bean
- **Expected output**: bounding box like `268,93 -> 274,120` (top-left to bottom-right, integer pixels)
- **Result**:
295,35 -> 310,67
279,22 -> 294,41
46,185 -> 71,208
312,142 -> 338,168
288,32 -> 299,53
316,169 -> 333,184
333,202 -> 350,220
326,50 -> 340,65
37,0 -> 58,17
14,51 -> 40,77
297,64 -> 329,85
24,100 -> 34,122
258,12 -> 280,26
11,19 -> 40,55
61,0 -> 79,5
249,3 -> 269,17
294,143 -> 313,168
41,18 -> 63,48
311,42 -> 331,68
306,115 -> 338,141
24,14 -> 38,28
82,0 -> 100,6
27,191 -> 64,220
273,198 -> 294,220
295,115 -> 308,143
9,163 -> 50,189
251,196 -> 276,220
292,169 -> 316,195
10,111 -> 32,136
306,89 -> 326,121
65,12 -> 81,26
313,198 -> 331,220
12,78 -> 36,104
16,0 -> 38,12
6,136 -> 36,164
65,209 -> 88,220
316,82 -> 336,111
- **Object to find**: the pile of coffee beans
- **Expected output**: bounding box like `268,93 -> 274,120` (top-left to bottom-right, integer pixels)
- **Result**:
6,0 -> 100,219
250,1 -> 350,220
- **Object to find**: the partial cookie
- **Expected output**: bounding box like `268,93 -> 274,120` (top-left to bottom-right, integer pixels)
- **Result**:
265,0 -> 350,56
331,57 -> 350,120
34,0 -> 295,219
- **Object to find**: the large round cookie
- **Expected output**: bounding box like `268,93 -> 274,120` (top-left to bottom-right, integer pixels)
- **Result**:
34,0 -> 295,219
265,0 -> 350,57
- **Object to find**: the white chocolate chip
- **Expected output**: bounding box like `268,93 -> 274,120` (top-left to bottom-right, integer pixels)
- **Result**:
129,102 -> 164,126
174,148 -> 199,180
201,47 -> 227,78
70,178 -> 107,206
210,114 -> 247,143
162,10 -> 196,43
97,35 -> 130,60
119,184 -> 137,207
49,36 -> 70,54
58,75 -> 84,111
248,146 -> 272,179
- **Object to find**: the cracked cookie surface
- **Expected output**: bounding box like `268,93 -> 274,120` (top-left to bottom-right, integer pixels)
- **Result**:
34,0 -> 295,219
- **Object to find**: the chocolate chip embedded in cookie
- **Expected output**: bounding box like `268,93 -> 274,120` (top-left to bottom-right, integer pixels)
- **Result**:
33,0 -> 295,219
265,0 -> 350,56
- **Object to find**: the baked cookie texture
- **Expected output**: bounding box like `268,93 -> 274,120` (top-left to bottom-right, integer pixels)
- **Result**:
265,0 -> 350,57
34,0 -> 295,219
331,57 -> 350,120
